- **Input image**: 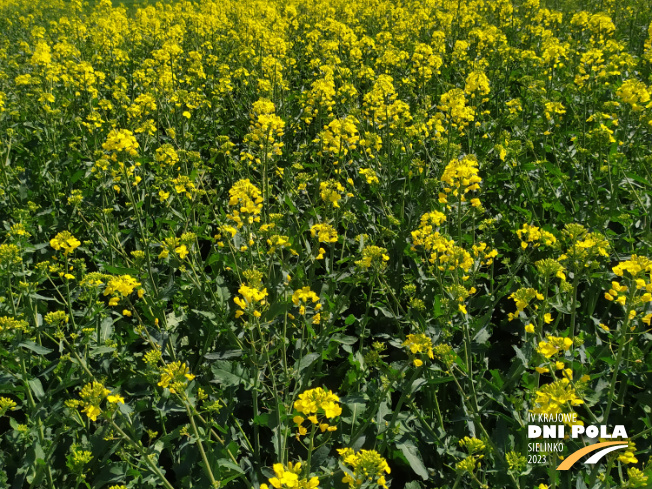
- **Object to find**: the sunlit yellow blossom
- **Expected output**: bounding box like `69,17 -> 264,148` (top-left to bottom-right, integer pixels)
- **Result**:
310,223 -> 338,243
537,335 -> 574,358
338,448 -> 391,489
50,231 -> 81,255
158,361 -> 195,394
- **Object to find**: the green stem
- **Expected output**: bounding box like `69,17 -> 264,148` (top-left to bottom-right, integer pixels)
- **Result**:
380,368 -> 421,451
184,401 -> 219,487
109,419 -> 175,489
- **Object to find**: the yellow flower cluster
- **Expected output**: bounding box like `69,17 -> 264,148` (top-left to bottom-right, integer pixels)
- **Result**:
411,43 -> 442,86
418,211 -> 447,228
355,245 -> 389,270
616,79 -> 650,111
438,88 -> 475,132
291,286 -> 322,322
293,387 -> 341,437
44,311 -> 69,327
9,223 -> 31,238
439,155 -> 482,205
359,168 -> 379,185
507,288 -> 544,321
362,75 -> 410,129
154,144 -> 180,167
456,435 -> 485,474
402,333 -> 434,367
68,381 -> 124,422
227,179 -> 263,229
459,436 -> 485,454
544,101 -> 566,122
241,98 -> 285,166
605,255 -> 652,323
613,254 -> 652,278
535,258 -> 566,280
0,397 -> 17,416
102,129 -> 139,158
158,361 -> 195,394
103,275 -> 143,306
50,231 -> 81,256
559,224 -> 610,269
516,224 -> 557,249
337,448 -> 391,489
267,235 -> 298,256
315,116 -> 360,157
626,467 -> 648,487
471,242 -> 498,266
292,287 -> 320,307
531,378 -> 584,420
303,68 -> 336,124
537,335 -> 573,358
618,441 -> 638,465
464,71 -> 490,100
170,175 -> 197,199
310,223 -> 338,243
260,462 -> 319,489
319,180 -> 347,208
234,284 -> 268,319
432,241 -> 474,273
0,244 -> 21,266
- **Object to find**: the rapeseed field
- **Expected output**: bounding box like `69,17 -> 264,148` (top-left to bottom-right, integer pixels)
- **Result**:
0,0 -> 651,487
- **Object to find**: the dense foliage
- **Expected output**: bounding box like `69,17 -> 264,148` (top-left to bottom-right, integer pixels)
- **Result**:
0,0 -> 651,487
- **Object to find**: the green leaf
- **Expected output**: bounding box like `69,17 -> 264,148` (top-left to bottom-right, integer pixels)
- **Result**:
210,361 -> 250,388
28,378 -> 45,399
90,346 -> 116,356
218,459 -> 244,475
19,341 -> 52,355
254,414 -> 269,427
297,352 -> 320,372
100,317 -> 114,342
397,441 -> 429,480
331,334 -> 358,346
205,350 -> 242,360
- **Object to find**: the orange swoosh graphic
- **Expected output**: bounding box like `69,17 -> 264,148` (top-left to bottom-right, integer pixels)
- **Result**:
557,441 -> 627,470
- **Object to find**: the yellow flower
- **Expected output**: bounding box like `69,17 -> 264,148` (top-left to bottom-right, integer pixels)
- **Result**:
50,231 -> 81,255
175,245 -> 189,259
292,287 -> 319,305
403,333 -> 434,363
537,336 -> 573,358
158,362 -> 195,394
107,394 -> 125,404
355,245 -> 389,270
338,448 -> 391,489
82,404 -> 101,422
0,397 -> 18,416
319,180 -> 345,208
293,388 -> 342,437
260,462 -> 319,489
310,223 -> 338,243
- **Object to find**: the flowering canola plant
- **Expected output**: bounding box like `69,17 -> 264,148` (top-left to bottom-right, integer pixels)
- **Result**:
0,0 -> 651,487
